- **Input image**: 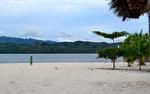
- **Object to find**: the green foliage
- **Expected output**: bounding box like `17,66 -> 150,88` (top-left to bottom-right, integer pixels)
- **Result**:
93,31 -> 128,69
0,42 -> 121,53
97,48 -> 122,61
93,31 -> 129,42
122,32 -> 150,66
97,48 -> 123,69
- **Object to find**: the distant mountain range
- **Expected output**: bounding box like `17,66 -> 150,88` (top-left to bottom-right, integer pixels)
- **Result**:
0,36 -> 121,53
0,36 -> 57,44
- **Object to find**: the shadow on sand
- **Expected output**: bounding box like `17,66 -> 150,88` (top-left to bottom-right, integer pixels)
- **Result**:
88,67 -> 150,73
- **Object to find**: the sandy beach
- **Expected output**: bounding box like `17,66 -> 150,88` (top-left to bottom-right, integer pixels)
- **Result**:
0,62 -> 150,94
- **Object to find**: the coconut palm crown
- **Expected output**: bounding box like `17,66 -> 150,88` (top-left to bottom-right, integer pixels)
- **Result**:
109,0 -> 148,21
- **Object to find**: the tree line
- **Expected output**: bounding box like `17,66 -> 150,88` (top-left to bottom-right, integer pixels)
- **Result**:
0,41 -> 120,53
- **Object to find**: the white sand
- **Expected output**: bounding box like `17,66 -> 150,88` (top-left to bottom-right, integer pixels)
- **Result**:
0,62 -> 150,94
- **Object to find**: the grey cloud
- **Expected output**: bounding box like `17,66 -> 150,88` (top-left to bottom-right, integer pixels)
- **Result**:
61,31 -> 74,38
21,26 -> 41,38
57,31 -> 77,42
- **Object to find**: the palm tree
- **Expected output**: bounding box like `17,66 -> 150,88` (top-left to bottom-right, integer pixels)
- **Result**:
93,31 -> 129,43
122,44 -> 137,67
122,31 -> 150,70
109,0 -> 150,35
109,0 -> 147,21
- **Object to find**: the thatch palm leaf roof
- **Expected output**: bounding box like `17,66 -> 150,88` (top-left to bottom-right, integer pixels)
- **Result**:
109,0 -> 147,21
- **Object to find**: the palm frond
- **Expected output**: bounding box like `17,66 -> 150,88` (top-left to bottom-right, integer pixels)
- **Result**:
109,0 -> 148,21
93,31 -> 129,40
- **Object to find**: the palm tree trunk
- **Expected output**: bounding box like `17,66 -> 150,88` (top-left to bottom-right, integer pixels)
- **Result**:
139,63 -> 141,71
139,58 -> 144,71
149,15 -> 150,36
113,59 -> 115,69
128,62 -> 131,67
112,37 -> 116,70
148,0 -> 150,36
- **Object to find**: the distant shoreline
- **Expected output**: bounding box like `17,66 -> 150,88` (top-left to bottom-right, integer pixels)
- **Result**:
0,53 -> 97,54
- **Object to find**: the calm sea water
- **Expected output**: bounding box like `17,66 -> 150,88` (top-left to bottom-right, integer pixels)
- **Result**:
0,54 -> 123,63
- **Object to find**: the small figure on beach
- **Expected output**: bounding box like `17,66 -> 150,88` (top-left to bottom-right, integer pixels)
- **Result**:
55,67 -> 58,70
30,56 -> 33,66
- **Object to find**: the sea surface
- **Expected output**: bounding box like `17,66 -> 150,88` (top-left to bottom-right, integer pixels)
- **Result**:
0,54 -> 123,63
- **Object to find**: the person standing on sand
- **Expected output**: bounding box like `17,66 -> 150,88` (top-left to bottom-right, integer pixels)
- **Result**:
30,56 -> 33,66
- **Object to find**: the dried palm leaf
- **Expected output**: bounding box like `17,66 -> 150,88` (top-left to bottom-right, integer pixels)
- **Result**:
109,0 -> 147,21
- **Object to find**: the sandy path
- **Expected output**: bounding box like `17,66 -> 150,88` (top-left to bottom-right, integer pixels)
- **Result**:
0,63 -> 150,94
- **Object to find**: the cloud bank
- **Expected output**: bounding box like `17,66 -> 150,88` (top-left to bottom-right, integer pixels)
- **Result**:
0,0 -> 147,42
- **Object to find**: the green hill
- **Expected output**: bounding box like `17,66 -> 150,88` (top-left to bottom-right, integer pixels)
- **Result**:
0,41 -> 121,53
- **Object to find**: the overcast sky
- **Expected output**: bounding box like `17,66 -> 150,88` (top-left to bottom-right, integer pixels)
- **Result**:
0,0 -> 148,42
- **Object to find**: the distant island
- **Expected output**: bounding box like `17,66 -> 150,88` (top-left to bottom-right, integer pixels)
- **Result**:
0,36 -> 121,53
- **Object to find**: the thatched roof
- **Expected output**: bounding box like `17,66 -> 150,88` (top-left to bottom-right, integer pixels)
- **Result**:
109,0 -> 147,21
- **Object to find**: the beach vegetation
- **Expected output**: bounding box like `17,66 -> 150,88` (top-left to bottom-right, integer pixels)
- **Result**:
93,31 -> 129,43
97,48 -> 122,69
122,31 -> 150,70
107,0 -> 150,70
94,30 -> 150,70
93,31 -> 128,69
